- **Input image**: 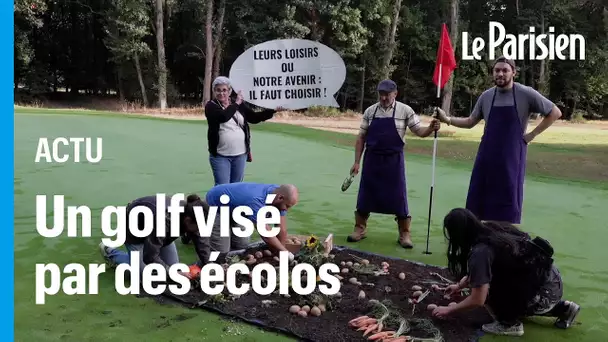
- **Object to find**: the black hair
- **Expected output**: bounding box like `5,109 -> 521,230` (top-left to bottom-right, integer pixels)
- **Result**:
443,208 -> 554,318
443,208 -> 529,278
179,194 -> 209,235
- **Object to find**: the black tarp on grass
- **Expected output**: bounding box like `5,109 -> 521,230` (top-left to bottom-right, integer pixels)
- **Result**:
156,245 -> 488,342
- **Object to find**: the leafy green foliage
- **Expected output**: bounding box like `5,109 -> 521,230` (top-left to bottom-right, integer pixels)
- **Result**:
13,0 -> 608,119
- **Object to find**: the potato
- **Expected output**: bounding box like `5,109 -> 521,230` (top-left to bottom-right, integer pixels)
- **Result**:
254,251 -> 263,259
412,290 -> 423,297
412,285 -> 422,291
289,305 -> 301,313
427,304 -> 438,310
293,239 -> 301,245
302,305 -> 311,313
310,306 -> 321,316
340,261 -> 346,266
358,290 -> 366,299
346,261 -> 353,267
285,239 -> 294,244
246,258 -> 257,265
361,259 -> 370,265
297,310 -> 308,317
349,277 -> 358,284
398,272 -> 406,280
263,250 -> 273,257
341,268 -> 349,274
273,256 -> 280,262
318,304 -> 326,312
245,254 -> 254,260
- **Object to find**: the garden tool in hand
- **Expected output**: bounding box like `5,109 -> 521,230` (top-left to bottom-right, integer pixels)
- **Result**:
341,171 -> 356,192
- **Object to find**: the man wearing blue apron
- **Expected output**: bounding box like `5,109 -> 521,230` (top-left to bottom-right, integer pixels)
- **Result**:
348,80 -> 440,248
435,57 -> 562,224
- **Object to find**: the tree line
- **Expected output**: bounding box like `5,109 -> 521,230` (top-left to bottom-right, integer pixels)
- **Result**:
14,0 -> 608,119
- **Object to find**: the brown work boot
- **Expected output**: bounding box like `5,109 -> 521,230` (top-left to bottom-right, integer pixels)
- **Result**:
347,211 -> 368,242
397,216 -> 413,249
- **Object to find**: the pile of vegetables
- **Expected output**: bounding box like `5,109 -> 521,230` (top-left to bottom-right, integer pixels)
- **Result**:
343,255 -> 389,276
288,304 -> 325,317
348,299 -> 444,342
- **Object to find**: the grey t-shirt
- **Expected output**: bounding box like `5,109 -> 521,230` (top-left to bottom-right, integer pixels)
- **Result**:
471,82 -> 555,133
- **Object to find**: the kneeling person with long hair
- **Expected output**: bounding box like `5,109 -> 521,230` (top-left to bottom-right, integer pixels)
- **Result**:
432,208 -> 580,336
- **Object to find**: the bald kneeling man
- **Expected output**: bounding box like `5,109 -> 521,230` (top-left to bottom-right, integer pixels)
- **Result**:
184,182 -> 299,263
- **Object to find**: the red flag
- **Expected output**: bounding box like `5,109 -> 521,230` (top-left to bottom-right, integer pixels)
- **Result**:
432,23 -> 456,89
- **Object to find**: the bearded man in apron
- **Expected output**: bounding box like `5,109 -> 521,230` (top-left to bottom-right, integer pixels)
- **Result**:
435,57 -> 562,224
348,80 -> 440,248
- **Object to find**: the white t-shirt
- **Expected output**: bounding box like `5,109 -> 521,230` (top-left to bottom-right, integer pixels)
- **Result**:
217,111 -> 247,156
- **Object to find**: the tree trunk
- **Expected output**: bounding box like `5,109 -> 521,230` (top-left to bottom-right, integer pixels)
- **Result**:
538,9 -> 548,94
155,0 -> 167,109
134,51 -> 148,107
309,9 -> 323,41
441,0 -> 459,113
212,0 -> 226,80
380,0 -> 402,80
203,0 -> 214,104
358,55 -> 366,112
117,64 -> 125,102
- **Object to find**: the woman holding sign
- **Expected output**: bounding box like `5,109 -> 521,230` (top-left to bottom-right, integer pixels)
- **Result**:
205,76 -> 283,185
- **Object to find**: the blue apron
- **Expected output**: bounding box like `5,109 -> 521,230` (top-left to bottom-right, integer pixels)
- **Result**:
466,84 -> 527,223
356,104 -> 409,217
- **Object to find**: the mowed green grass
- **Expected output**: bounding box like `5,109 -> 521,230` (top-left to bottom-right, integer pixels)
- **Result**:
14,108 -> 608,342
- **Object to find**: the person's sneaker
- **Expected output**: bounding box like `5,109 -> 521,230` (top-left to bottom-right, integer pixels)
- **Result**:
482,321 -> 524,336
555,301 -> 580,329
98,242 -> 117,268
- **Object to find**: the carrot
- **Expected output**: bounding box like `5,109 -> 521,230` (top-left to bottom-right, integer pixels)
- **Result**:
353,320 -> 372,328
349,315 -> 369,325
358,318 -> 377,326
363,324 -> 378,336
368,331 -> 394,340
385,337 -> 408,342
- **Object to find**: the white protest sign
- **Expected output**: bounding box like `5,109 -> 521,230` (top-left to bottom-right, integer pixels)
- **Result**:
228,39 -> 346,110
